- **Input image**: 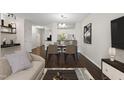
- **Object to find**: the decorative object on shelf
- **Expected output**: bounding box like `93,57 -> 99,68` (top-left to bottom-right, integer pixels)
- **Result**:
10,40 -> 14,45
1,23 -> 16,34
2,38 -> 6,45
11,23 -> 16,28
47,35 -> 52,41
8,24 -> 12,28
108,47 -> 116,61
12,29 -> 16,34
0,13 -> 16,34
1,19 -> 4,26
84,23 -> 92,44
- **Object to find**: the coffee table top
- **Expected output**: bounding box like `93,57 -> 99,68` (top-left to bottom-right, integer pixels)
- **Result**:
43,70 -> 78,80
41,68 -> 94,80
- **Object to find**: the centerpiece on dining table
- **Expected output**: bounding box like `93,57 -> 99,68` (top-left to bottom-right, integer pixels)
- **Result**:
58,33 -> 66,45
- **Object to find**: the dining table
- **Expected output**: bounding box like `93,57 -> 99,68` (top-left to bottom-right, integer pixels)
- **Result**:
57,44 -> 67,53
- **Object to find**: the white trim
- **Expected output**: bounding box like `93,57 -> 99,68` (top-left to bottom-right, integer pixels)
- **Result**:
80,52 -> 101,69
78,68 -> 94,80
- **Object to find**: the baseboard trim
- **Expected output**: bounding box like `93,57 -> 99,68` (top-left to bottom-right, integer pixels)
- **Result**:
79,52 -> 103,79
80,52 -> 101,69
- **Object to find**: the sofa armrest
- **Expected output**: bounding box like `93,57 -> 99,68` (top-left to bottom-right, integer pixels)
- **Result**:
30,53 -> 45,62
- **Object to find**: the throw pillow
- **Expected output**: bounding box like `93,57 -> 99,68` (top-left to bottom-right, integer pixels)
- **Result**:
5,51 -> 32,73
15,50 -> 33,62
0,57 -> 12,79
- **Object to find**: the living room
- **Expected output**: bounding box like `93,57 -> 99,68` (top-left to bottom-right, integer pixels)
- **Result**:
1,0 -> 124,93
0,13 -> 124,80
0,13 -> 89,80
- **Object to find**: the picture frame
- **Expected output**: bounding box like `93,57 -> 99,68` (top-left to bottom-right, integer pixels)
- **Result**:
84,23 -> 92,44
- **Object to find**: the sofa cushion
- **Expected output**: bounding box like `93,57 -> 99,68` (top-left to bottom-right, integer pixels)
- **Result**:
15,51 -> 33,62
5,51 -> 32,73
0,57 -> 12,80
27,52 -> 33,62
5,61 -> 45,80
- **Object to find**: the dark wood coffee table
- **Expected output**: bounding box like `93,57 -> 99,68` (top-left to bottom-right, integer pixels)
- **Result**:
43,70 -> 78,80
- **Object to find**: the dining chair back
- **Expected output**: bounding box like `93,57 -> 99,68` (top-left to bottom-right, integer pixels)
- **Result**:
46,45 -> 60,65
65,45 -> 77,54
64,45 -> 78,64
47,45 -> 58,54
72,40 -> 77,46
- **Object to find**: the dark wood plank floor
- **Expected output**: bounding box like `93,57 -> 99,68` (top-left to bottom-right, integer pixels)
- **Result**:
45,53 -> 83,68
45,53 -> 105,80
32,46 -> 108,80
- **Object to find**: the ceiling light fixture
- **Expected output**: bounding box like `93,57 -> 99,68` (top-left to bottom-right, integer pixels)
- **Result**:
35,26 -> 44,29
58,23 -> 67,28
60,14 -> 67,19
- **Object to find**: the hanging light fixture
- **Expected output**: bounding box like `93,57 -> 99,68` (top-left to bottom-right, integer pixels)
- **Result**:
58,23 -> 67,28
59,14 -> 68,19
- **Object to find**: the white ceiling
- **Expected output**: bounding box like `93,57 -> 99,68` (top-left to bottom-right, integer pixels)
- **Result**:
15,13 -> 89,26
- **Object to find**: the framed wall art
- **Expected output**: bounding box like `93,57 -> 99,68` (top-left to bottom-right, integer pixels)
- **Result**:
84,23 -> 92,44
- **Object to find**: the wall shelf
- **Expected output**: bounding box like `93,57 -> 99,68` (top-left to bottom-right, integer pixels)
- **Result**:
1,43 -> 20,48
1,31 -> 16,34
0,25 -> 16,34
1,25 -> 16,29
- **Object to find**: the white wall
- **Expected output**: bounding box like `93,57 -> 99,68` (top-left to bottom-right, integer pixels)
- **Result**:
40,28 -> 45,46
0,15 -> 43,55
2,16 -> 34,53
16,17 -> 24,50
17,18 -> 34,52
80,13 -> 124,68
1,13 -> 18,45
32,26 -> 44,49
45,22 -> 82,52
24,20 -> 32,52
0,13 -> 1,57
52,23 -> 81,43
1,34 -> 17,44
0,16 -> 23,57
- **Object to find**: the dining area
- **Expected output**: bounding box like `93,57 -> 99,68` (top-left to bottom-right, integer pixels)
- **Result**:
45,40 -> 79,67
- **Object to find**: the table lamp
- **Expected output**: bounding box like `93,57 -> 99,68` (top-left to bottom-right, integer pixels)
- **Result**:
109,47 -> 116,61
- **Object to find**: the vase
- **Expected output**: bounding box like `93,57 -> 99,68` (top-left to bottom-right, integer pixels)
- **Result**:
60,41 -> 64,45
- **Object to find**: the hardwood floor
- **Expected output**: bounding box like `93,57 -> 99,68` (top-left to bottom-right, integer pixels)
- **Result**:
32,46 -> 108,80
45,53 -> 83,68
79,54 -> 102,80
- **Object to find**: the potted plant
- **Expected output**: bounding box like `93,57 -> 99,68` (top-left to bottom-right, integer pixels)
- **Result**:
58,33 -> 66,45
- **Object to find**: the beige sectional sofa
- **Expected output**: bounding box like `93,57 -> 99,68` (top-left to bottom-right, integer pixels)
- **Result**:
0,53 -> 45,80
